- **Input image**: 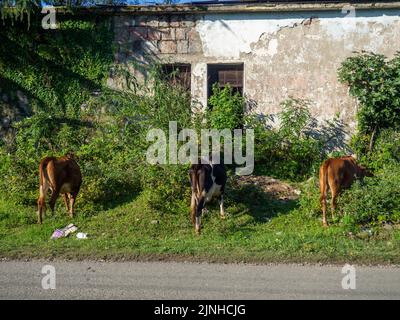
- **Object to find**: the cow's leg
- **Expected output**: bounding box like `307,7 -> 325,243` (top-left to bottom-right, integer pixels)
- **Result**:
49,188 -> 60,214
320,187 -> 328,228
37,182 -> 49,224
190,193 -> 197,225
320,193 -> 327,227
195,197 -> 205,235
62,194 -> 70,212
330,187 -> 339,221
69,192 -> 77,218
319,164 -> 328,227
219,194 -> 226,219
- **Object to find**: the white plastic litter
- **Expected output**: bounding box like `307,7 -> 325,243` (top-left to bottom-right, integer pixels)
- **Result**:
51,224 -> 78,239
76,232 -> 88,239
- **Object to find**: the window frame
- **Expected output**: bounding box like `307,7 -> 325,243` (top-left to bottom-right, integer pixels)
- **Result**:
161,63 -> 192,92
207,63 -> 244,99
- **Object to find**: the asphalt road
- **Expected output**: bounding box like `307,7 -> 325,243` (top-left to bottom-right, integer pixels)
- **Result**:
0,260 -> 399,299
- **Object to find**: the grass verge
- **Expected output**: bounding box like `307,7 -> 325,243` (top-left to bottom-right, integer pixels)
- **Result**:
1,185 -> 399,265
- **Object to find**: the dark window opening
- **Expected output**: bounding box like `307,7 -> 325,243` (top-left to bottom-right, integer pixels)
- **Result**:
207,63 -> 244,99
161,64 -> 191,92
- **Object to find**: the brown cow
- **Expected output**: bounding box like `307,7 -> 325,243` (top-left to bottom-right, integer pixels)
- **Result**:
37,153 -> 82,224
319,155 -> 373,227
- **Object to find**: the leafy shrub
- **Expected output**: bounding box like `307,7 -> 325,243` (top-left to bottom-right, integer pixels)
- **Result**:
251,98 -> 324,181
369,129 -> 400,168
298,176 -> 321,217
207,84 -> 245,130
0,74 -> 201,215
0,13 -> 202,217
338,164 -> 400,228
0,13 -> 114,139
338,52 -> 400,134
351,128 -> 400,172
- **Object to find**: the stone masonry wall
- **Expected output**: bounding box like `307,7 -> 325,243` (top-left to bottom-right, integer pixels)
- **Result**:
112,8 -> 400,134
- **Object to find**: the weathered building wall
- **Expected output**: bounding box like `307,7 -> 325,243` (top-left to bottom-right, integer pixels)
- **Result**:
112,7 -> 400,131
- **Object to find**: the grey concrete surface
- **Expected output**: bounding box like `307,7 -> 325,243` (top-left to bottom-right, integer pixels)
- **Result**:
0,261 -> 399,299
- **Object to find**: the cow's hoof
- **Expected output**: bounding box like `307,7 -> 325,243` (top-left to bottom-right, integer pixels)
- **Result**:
220,215 -> 226,220
322,223 -> 328,228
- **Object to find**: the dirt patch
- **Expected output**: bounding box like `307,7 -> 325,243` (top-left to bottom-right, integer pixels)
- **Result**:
234,175 -> 301,201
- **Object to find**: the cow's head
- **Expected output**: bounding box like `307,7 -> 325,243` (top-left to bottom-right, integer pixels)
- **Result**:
357,165 -> 374,178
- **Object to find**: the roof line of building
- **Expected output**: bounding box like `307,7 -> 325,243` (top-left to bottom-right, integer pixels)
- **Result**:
54,2 -> 400,15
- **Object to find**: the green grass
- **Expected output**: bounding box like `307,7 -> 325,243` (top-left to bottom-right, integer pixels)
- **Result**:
1,183 -> 399,265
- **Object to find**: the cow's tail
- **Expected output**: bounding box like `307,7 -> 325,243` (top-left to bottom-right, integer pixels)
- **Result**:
39,159 -> 51,192
190,167 -> 206,234
319,160 -> 329,226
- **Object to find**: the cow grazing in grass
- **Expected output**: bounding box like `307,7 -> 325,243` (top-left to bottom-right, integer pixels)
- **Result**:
189,163 -> 227,235
37,153 -> 82,224
319,155 -> 373,227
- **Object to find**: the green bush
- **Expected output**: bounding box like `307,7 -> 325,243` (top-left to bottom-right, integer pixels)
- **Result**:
251,98 -> 324,181
0,75 -> 201,215
298,176 -> 321,217
0,14 -> 113,117
207,84 -> 245,130
351,128 -> 400,172
338,164 -> 400,229
338,52 -> 400,134
0,11 -> 202,215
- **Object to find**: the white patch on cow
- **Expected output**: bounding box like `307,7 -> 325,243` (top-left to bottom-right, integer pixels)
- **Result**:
219,195 -> 225,218
202,165 -> 222,203
204,183 -> 222,203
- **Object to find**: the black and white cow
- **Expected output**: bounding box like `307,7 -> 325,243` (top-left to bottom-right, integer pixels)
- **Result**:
189,163 -> 227,234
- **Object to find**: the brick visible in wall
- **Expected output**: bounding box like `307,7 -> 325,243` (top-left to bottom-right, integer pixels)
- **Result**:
161,28 -> 176,41
146,17 -> 159,28
175,28 -> 187,40
159,41 -> 177,54
177,40 -> 189,54
188,41 -> 202,54
170,16 -> 181,28
187,29 -> 200,41
182,21 -> 195,27
147,28 -> 162,41
129,26 -> 148,40
142,40 -> 159,54
159,16 -> 170,28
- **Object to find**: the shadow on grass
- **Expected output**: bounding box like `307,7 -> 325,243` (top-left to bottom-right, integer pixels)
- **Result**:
224,178 -> 299,231
101,190 -> 141,212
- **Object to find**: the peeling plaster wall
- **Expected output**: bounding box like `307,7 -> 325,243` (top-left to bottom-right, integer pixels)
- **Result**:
113,8 -> 400,132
